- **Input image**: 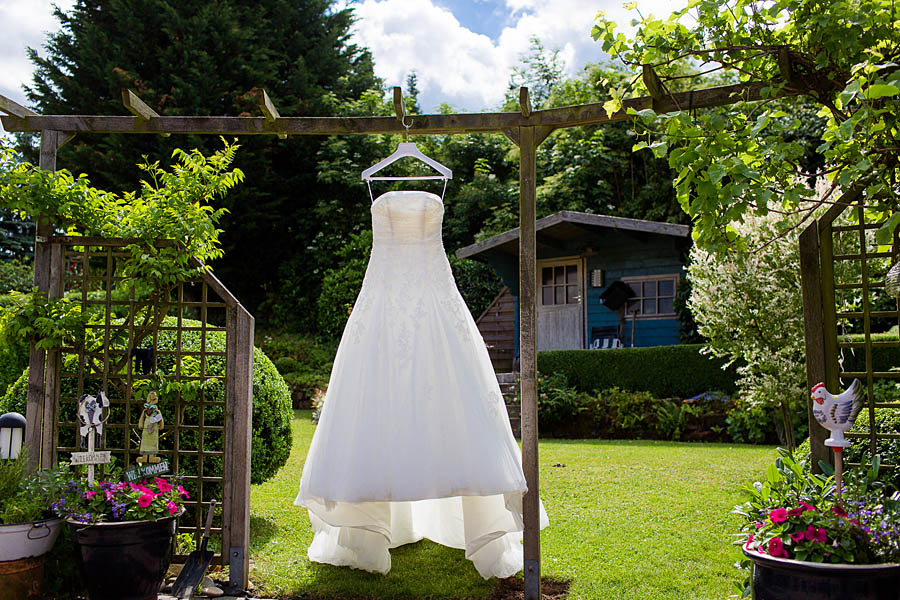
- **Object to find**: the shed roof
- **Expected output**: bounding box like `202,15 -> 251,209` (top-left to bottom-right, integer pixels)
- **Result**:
456,211 -> 691,260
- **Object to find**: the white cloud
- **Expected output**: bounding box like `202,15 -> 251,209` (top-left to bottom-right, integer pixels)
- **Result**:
351,0 -> 687,112
0,0 -> 75,108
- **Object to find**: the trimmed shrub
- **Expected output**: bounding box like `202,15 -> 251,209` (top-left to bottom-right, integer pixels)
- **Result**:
0,317 -> 292,485
537,344 -> 738,398
591,387 -> 658,439
274,356 -> 301,375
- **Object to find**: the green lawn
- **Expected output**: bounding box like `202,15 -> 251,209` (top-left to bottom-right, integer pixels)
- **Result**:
249,410 -> 775,599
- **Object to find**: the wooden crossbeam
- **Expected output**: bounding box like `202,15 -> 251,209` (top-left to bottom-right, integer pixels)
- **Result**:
256,89 -> 286,139
121,89 -> 170,136
1,80 -> 799,136
0,95 -> 37,118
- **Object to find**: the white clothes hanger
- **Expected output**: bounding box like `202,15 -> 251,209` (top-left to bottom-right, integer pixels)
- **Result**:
361,115 -> 452,202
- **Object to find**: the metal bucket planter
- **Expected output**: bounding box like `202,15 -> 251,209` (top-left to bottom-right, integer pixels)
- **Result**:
68,513 -> 179,600
0,516 -> 64,600
744,548 -> 900,600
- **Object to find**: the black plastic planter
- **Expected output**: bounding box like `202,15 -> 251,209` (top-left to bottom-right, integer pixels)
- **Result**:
68,514 -> 179,600
744,548 -> 900,600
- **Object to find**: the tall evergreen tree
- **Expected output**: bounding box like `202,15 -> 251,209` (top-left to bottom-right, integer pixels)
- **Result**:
22,0 -> 382,327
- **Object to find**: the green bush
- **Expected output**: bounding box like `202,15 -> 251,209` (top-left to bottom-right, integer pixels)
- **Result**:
591,387 -> 658,439
537,344 -> 738,398
725,395 -> 780,444
316,230 -> 372,338
527,372 -> 587,428
0,258 -> 34,294
274,356 -> 301,375
0,317 -> 292,486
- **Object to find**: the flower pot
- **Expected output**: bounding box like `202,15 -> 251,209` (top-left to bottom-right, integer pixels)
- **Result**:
744,548 -> 900,600
68,514 -> 179,600
0,517 -> 64,600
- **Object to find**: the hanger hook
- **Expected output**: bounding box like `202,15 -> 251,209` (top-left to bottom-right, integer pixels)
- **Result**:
401,115 -> 413,142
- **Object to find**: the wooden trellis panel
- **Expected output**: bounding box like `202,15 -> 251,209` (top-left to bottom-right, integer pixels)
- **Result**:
31,237 -> 253,588
801,190 -> 900,472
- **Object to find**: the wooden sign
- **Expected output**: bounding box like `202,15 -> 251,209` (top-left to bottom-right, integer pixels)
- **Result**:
124,459 -> 170,483
70,451 -> 111,466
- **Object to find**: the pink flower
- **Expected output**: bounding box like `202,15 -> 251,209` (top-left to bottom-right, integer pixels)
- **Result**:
137,493 -> 154,508
744,534 -> 755,549
787,508 -> 803,516
789,531 -> 805,542
105,490 -> 115,502
799,502 -> 817,512
769,508 -> 789,523
155,478 -> 173,493
831,505 -> 848,518
177,485 -> 189,500
83,491 -> 97,499
166,501 -> 178,515
805,526 -> 827,544
767,537 -> 789,558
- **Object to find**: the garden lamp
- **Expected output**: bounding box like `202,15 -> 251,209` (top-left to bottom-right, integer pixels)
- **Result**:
0,411 -> 26,460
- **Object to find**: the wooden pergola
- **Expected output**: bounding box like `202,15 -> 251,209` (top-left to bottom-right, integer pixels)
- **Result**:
0,71 -> 801,597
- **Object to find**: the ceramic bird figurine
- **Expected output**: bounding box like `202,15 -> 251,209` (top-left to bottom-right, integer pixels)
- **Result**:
810,379 -> 864,447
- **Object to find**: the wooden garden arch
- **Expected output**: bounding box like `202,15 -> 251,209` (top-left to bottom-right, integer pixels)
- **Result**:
0,70 -> 804,597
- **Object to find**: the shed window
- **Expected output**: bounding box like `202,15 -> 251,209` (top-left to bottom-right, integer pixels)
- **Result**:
622,275 -> 679,318
541,265 -> 579,305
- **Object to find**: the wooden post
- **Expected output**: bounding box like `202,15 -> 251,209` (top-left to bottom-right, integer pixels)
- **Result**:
518,124 -> 540,600
799,222 -> 831,470
41,242 -> 65,467
223,305 -> 254,591
25,130 -> 59,471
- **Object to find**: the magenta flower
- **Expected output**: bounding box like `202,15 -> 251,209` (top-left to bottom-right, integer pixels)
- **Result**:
177,485 -> 189,500
767,537 -> 789,558
155,478 -> 173,493
166,501 -> 178,515
799,502 -> 817,512
137,493 -> 154,508
789,531 -> 805,542
769,508 -> 789,523
83,490 -> 97,499
104,490 -> 115,502
805,526 -> 827,544
787,508 -> 803,516
831,505 -> 848,518
745,534 -> 755,549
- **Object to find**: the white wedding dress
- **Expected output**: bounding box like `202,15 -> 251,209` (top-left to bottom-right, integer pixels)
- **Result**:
295,190 -> 547,578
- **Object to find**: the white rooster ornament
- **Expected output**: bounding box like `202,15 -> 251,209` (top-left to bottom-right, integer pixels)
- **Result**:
810,379 -> 864,447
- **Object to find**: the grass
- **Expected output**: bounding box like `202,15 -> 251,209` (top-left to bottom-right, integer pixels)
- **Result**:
249,410 -> 776,599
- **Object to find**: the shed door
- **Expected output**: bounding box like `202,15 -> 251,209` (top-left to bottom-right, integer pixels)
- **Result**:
537,259 -> 584,350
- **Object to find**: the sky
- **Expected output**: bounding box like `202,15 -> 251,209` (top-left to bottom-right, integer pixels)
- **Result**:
0,0 -> 684,119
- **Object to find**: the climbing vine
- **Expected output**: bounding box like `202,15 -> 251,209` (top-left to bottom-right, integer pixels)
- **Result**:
0,139 -> 243,350
591,0 -> 900,252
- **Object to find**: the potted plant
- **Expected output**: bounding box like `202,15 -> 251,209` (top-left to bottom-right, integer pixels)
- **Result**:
0,452 -> 68,600
51,475 -> 189,600
735,450 -> 900,600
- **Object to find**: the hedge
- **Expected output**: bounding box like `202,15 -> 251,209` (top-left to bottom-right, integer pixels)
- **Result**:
0,317 -> 292,485
537,344 -> 738,398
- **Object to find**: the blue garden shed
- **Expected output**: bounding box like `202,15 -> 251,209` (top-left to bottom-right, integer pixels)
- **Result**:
457,211 -> 691,365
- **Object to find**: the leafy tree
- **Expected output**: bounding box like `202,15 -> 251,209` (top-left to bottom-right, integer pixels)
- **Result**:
21,0 -> 382,327
506,36 -> 564,110
688,211 -> 809,449
592,0 -> 900,252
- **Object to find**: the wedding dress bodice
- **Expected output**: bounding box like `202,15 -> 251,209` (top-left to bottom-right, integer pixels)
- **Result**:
371,190 -> 444,249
